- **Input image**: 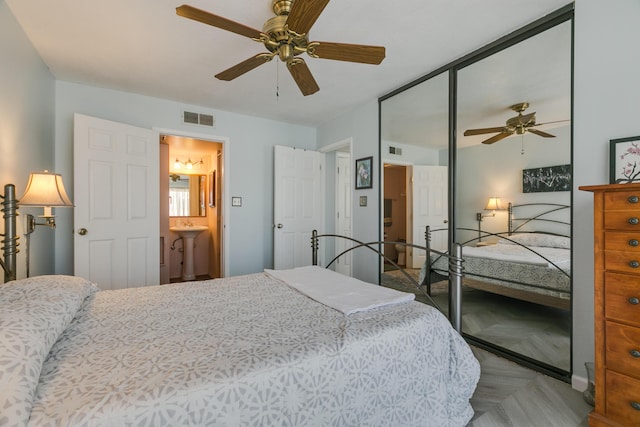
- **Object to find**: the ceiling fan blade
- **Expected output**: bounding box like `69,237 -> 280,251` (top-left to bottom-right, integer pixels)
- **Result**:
534,119 -> 570,126
176,5 -> 262,39
519,112 -> 536,125
309,42 -> 385,64
287,60 -> 319,96
528,129 -> 556,138
482,131 -> 512,145
286,0 -> 330,35
215,54 -> 271,81
463,126 -> 507,136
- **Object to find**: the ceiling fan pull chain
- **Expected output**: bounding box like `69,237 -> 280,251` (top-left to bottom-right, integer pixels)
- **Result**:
276,61 -> 280,100
521,135 -> 525,155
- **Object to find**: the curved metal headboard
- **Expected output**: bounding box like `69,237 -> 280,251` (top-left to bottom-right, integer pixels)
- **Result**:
508,202 -> 571,236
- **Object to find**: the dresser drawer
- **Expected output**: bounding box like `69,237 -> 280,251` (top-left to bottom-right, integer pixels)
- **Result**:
606,231 -> 640,251
605,211 -> 640,231
606,322 -> 640,378
605,370 -> 640,425
605,190 -> 640,211
605,250 -> 640,273
605,272 -> 640,327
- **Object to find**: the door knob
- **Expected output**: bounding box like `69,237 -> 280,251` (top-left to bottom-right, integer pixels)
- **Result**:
78,228 -> 88,235
443,220 -> 449,223
277,224 -> 283,229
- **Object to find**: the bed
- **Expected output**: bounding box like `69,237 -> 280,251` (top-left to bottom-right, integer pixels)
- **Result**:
423,202 -> 571,310
1,269 -> 480,426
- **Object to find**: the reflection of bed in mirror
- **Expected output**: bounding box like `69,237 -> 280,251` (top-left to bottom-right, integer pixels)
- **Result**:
423,202 -> 571,310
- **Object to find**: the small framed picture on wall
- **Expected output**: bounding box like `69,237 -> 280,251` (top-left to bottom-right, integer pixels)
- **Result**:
610,136 -> 640,183
355,156 -> 373,189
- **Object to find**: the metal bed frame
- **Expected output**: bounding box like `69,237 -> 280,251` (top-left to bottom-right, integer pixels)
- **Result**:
1,184 -> 18,282
424,202 -> 571,309
311,230 -> 465,332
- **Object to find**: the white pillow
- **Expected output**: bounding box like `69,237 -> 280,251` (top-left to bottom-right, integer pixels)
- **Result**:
498,233 -> 570,249
0,275 -> 98,427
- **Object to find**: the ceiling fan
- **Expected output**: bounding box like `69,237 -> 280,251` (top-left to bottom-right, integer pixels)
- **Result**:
463,102 -> 565,145
176,0 -> 386,96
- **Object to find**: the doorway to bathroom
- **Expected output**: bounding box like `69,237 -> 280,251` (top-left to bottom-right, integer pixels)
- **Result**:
160,134 -> 224,284
382,163 -> 448,272
382,164 -> 407,271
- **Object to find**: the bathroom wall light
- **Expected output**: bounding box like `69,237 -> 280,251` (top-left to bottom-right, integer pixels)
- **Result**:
174,157 -> 203,170
20,171 -> 73,277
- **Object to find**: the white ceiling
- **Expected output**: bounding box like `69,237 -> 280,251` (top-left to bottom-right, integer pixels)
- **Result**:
6,0 -> 572,128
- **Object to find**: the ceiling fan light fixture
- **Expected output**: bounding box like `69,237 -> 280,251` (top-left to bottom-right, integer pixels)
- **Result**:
176,0 -> 385,96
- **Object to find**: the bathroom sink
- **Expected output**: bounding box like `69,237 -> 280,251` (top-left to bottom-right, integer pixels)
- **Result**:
170,225 -> 208,281
170,225 -> 208,238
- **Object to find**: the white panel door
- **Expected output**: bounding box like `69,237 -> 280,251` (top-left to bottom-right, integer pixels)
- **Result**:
274,145 -> 325,269
335,152 -> 352,275
74,114 -> 159,290
410,165 -> 448,268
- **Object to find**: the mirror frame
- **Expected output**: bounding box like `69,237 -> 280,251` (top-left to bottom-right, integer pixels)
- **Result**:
378,4 -> 574,381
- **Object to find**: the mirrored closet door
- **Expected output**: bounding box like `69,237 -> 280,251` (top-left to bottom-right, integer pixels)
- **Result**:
455,19 -> 572,375
379,7 -> 573,379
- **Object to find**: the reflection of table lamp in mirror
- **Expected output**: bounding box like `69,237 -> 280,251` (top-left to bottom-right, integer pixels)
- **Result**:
476,196 -> 504,242
19,171 -> 73,276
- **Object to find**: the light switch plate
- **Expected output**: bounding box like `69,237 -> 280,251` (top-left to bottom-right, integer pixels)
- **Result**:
232,196 -> 242,207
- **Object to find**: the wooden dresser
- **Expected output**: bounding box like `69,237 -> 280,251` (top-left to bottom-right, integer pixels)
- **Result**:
581,183 -> 640,426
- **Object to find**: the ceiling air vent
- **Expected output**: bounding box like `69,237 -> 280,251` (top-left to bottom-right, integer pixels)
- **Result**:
182,110 -> 215,127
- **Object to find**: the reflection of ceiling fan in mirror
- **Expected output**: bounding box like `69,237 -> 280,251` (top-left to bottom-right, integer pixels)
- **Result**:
176,0 -> 386,96
464,102 -> 567,145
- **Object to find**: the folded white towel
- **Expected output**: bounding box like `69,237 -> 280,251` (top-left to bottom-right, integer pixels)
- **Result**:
265,266 -> 415,315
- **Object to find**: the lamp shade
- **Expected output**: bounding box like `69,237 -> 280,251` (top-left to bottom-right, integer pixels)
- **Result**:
484,197 -> 504,211
19,171 -> 73,208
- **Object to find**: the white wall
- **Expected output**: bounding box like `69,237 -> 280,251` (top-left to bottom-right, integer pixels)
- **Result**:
316,100 -> 380,284
457,125 -> 571,241
572,0 -> 640,384
53,82 -> 316,277
0,2 -> 55,280
381,139 -> 443,165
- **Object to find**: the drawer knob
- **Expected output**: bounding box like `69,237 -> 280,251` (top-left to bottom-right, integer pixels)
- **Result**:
632,401 -> 640,411
629,217 -> 640,225
630,196 -> 640,204
631,349 -> 640,358
631,239 -> 640,247
630,261 -> 640,268
629,297 -> 640,305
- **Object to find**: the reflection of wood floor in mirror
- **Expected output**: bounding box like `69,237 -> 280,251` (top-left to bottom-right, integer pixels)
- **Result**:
382,270 -> 589,426
380,269 -> 571,372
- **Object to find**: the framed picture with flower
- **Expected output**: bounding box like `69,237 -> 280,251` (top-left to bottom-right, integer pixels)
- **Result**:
355,156 -> 373,189
610,136 -> 640,183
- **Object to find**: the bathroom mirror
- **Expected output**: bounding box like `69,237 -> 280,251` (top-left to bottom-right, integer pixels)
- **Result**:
169,173 -> 206,217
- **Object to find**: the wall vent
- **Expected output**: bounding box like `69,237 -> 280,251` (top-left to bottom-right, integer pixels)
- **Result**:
182,110 -> 215,127
389,146 -> 402,155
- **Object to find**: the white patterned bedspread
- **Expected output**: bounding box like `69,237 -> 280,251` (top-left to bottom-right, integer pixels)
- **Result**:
2,272 -> 480,426
429,243 -> 570,298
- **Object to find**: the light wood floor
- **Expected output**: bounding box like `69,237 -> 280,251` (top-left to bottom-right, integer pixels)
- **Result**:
470,347 -> 591,426
381,269 -> 571,372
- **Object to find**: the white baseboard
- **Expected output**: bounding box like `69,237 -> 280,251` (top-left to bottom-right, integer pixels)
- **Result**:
572,373 -> 588,392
